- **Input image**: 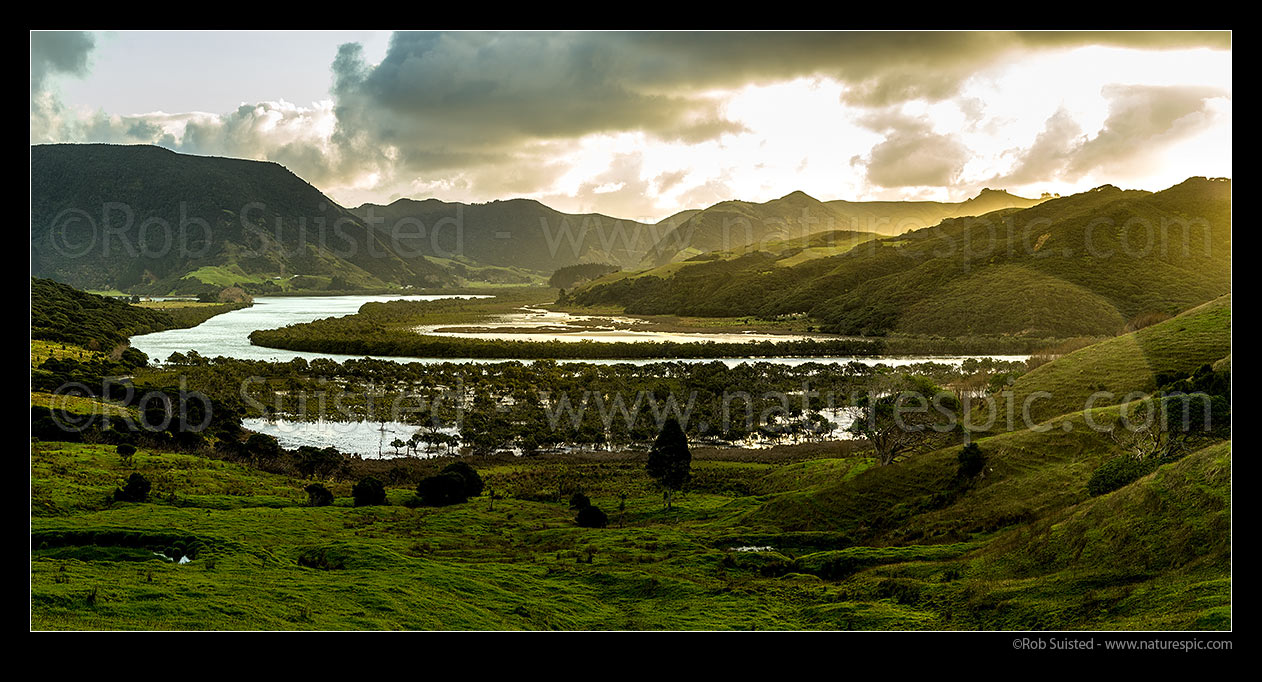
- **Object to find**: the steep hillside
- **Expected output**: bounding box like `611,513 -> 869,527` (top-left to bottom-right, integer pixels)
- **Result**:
1006,295 -> 1231,424
350,197 -> 657,273
572,178 -> 1231,339
964,441 -> 1231,630
31,144 -> 452,294
643,188 -> 1044,267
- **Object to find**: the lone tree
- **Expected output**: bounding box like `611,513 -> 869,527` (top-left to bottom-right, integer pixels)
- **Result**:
846,375 -> 960,466
646,418 -> 692,510
957,442 -> 986,479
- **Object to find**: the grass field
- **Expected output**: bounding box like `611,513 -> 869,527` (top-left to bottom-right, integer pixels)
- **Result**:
31,340 -> 110,365
131,300 -> 223,309
31,420 -> 1230,630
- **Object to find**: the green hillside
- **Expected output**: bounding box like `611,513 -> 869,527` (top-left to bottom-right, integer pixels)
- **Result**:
966,442 -> 1231,630
571,178 -> 1231,339
747,402 -> 1131,538
30,428 -> 1229,630
31,277 -> 175,351
1006,295 -> 1231,424
31,144 -> 453,295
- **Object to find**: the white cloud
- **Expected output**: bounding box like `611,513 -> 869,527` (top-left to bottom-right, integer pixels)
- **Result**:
32,32 -> 1233,219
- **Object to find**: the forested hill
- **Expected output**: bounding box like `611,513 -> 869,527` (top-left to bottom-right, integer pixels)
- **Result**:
350,198 -> 657,272
570,177 -> 1231,339
30,277 -> 174,351
31,144 -> 453,295
641,188 -> 1046,267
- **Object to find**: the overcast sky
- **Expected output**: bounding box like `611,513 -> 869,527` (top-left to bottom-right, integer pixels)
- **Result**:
31,30 -> 1231,222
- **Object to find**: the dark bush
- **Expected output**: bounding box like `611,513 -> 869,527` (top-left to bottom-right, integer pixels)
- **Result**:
296,445 -> 345,479
576,505 -> 608,528
32,406 -> 82,442
116,443 -> 137,465
569,492 -> 591,510
957,443 -> 985,478
119,347 -> 149,368
441,461 -> 484,498
245,433 -> 282,460
305,483 -> 334,507
416,471 -> 469,506
114,473 -> 151,502
1087,455 -> 1158,497
351,477 -> 387,506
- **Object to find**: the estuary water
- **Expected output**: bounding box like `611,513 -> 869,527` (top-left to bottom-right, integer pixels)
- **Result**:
130,294 -> 1028,457
130,294 -> 1029,368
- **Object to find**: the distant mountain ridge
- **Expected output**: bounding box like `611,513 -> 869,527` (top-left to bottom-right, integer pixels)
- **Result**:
348,197 -> 658,273
641,187 -> 1047,267
570,177 -> 1231,339
31,144 -> 1125,299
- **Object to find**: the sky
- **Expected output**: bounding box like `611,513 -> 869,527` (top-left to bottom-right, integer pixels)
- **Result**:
31,30 -> 1231,222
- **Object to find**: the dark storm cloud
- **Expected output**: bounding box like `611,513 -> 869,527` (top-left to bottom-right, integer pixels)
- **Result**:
32,30 -> 1229,206
327,30 -> 1227,195
30,31 -> 94,94
329,34 -> 748,183
31,31 -> 97,141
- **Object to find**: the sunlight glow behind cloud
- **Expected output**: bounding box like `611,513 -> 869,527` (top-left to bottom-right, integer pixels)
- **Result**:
31,32 -> 1231,220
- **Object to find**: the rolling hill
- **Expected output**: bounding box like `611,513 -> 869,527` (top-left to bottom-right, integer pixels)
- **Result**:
1004,295 -> 1231,424
570,178 -> 1231,339
30,276 -> 175,351
31,144 -> 454,295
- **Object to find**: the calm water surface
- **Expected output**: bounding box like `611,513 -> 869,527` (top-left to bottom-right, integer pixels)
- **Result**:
132,295 -> 1027,454
131,295 -> 1028,368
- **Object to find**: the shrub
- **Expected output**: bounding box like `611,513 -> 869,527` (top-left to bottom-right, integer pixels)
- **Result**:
116,443 -> 137,466
441,461 -> 484,498
114,473 -> 151,503
305,483 -> 334,507
957,443 -> 985,479
1087,456 -> 1158,497
569,492 -> 591,510
245,433 -> 282,460
416,471 -> 469,506
576,505 -> 608,528
119,347 -> 149,368
296,445 -> 345,479
351,477 -> 387,506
